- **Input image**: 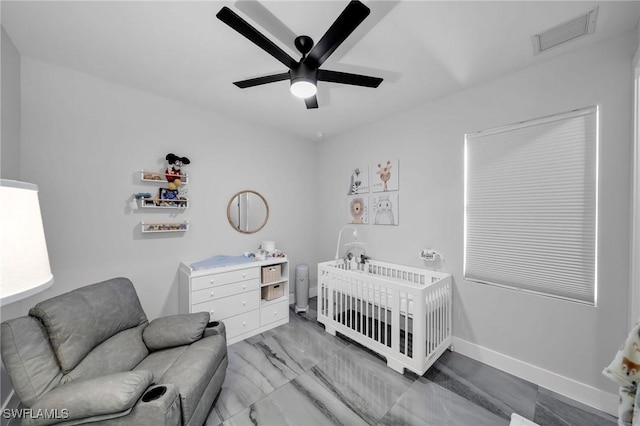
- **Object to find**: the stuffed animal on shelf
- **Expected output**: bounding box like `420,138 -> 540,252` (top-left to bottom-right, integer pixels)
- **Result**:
165,153 -> 190,190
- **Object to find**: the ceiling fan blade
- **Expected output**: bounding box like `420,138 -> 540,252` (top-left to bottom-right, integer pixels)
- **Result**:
233,72 -> 290,89
304,0 -> 370,69
318,69 -> 382,87
217,7 -> 297,69
305,96 -> 319,109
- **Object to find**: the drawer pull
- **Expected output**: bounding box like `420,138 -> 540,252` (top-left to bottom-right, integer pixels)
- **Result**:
273,311 -> 278,316
210,292 -> 215,297
242,284 -> 247,290
242,301 -> 247,306
210,310 -> 214,316
210,279 -> 215,284
242,321 -> 247,326
242,273 -> 246,278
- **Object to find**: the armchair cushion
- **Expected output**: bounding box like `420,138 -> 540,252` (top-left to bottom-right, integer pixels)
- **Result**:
29,278 -> 148,373
23,370 -> 154,426
143,313 -> 209,351
61,323 -> 149,384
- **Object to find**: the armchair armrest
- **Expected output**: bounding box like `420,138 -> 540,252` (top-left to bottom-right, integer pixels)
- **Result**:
203,320 -> 226,341
125,384 -> 181,426
23,370 -> 154,426
143,312 -> 209,351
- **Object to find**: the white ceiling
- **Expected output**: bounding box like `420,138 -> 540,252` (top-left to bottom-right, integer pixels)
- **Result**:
2,1 -> 639,141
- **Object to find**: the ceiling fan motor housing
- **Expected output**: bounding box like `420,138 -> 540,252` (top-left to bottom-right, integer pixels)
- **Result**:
295,35 -> 314,56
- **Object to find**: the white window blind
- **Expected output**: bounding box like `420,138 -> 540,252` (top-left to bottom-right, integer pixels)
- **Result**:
464,106 -> 598,305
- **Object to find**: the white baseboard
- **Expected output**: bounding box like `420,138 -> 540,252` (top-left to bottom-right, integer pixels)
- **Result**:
289,286 -> 318,305
451,337 -> 618,417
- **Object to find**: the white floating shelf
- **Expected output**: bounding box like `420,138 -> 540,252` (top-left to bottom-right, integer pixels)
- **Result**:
140,169 -> 189,184
141,221 -> 189,233
138,197 -> 189,209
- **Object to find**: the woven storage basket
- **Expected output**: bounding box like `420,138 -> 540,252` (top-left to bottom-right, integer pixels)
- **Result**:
261,264 -> 282,283
261,283 -> 284,301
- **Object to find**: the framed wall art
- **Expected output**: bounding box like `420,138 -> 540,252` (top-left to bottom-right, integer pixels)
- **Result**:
347,195 -> 368,224
371,159 -> 399,192
371,193 -> 399,225
347,165 -> 369,195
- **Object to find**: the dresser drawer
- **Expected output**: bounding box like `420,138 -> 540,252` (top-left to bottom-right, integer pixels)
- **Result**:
191,267 -> 259,291
224,310 -> 260,339
191,279 -> 259,304
260,300 -> 290,326
193,290 -> 260,321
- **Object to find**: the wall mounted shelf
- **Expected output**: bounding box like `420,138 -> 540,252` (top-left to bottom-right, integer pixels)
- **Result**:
139,197 -> 189,209
140,170 -> 189,185
141,221 -> 189,233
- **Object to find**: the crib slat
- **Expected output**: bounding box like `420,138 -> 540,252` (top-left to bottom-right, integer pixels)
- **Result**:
436,289 -> 441,348
376,286 -> 381,343
440,287 -> 444,346
363,283 -> 368,337
435,291 -> 440,349
348,279 -> 352,329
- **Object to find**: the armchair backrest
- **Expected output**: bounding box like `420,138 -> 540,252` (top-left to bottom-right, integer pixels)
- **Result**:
2,278 -> 150,407
1,316 -> 63,406
28,277 -> 149,373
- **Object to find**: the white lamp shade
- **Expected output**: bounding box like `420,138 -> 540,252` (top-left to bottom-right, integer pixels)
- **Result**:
0,180 -> 53,306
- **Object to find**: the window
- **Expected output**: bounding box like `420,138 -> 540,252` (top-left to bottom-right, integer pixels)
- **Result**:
464,106 -> 598,305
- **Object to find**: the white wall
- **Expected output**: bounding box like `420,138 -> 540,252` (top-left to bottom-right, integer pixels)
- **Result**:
0,25 -> 22,414
631,20 -> 640,329
8,57 -> 318,321
316,31 -> 636,408
1,26 -> 20,180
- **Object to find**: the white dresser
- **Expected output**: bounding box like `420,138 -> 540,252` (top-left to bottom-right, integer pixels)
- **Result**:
178,258 -> 289,345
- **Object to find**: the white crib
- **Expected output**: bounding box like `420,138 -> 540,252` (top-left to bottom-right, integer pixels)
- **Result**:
317,259 -> 452,375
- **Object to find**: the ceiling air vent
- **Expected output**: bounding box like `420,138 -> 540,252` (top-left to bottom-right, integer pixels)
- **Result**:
532,6 -> 598,55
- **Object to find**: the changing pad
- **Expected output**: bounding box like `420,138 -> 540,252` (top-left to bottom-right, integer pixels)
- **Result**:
190,255 -> 254,271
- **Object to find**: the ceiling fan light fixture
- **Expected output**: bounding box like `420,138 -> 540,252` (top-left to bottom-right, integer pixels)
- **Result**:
289,63 -> 318,98
290,79 -> 317,98
217,1 -> 382,109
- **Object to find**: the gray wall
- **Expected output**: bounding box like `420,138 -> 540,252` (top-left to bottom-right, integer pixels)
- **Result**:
316,30 -> 635,400
9,56 -> 319,321
0,24 -> 21,420
1,25 -> 20,180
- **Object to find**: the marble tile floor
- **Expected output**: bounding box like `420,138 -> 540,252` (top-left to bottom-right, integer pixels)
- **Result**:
206,298 -> 617,426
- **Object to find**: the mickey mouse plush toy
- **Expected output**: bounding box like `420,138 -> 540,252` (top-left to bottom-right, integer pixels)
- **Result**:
165,153 -> 190,190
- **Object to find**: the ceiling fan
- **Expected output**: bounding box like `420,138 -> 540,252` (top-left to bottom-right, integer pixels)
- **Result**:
216,0 -> 383,109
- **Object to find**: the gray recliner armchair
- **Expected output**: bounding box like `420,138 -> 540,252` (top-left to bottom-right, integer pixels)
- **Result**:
1,277 -> 228,426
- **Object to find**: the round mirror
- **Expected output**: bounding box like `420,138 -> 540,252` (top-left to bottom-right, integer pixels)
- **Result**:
227,190 -> 269,234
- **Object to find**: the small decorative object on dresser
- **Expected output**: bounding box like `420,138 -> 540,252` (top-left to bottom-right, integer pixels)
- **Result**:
179,257 -> 289,345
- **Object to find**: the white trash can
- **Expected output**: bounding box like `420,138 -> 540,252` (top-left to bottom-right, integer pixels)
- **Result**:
295,263 -> 309,313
